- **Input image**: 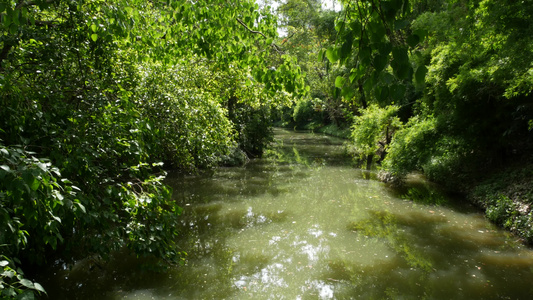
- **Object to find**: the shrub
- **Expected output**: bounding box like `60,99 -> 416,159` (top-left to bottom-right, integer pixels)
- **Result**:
293,98 -> 324,129
383,116 -> 437,177
351,104 -> 402,166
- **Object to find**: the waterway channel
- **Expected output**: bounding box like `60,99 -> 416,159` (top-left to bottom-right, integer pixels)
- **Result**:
39,128 -> 533,299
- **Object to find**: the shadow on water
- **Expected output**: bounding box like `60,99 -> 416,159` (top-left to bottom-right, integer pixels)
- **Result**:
340,206 -> 533,299
387,172 -> 480,214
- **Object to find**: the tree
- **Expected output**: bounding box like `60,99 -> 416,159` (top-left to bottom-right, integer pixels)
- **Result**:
0,0 -> 304,297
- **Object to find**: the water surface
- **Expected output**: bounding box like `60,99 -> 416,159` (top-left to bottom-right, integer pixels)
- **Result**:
39,129 -> 533,299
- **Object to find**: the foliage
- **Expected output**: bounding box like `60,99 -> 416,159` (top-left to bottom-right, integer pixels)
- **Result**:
324,0 -> 424,108
134,61 -> 233,169
0,144 -> 82,260
351,104 -> 401,163
274,0 -> 347,128
316,123 -> 351,139
471,162 -> 533,243
1,256 -> 46,299
0,0 -> 304,297
330,0 -> 533,185
382,116 -> 437,177
292,97 -> 325,129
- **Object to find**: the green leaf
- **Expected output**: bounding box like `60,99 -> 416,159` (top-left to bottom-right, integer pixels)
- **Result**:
350,66 -> 365,83
335,76 -> 346,88
407,34 -> 420,47
341,86 -> 355,99
390,84 -> 407,99
359,47 -> 372,65
91,33 -> 98,42
370,24 -> 386,43
392,47 -> 408,63
394,63 -> 411,80
326,47 -> 339,63
379,86 -> 389,102
23,171 -> 40,191
36,162 -> 47,172
339,31 -> 354,62
19,279 -> 34,289
394,19 -> 409,30
415,65 -> 428,85
373,54 -> 388,73
318,48 -> 325,62
350,21 -> 361,34
33,282 -> 46,294
76,202 -> 86,213
91,24 -> 97,32
17,290 -> 35,300
9,23 -> 17,34
414,29 -> 427,43
4,288 -> 16,297
340,39 -> 352,61
378,42 -> 393,56
0,164 -> 10,172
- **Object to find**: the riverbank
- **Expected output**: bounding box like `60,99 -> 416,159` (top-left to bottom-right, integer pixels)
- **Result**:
273,121 -> 351,139
466,159 -> 533,244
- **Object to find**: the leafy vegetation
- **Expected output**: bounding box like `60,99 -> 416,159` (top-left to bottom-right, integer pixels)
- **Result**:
275,0 -> 532,240
1,0 -> 533,296
0,0 -> 304,297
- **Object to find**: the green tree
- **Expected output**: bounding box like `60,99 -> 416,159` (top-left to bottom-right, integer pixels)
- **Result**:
351,104 -> 402,169
0,0 -> 304,297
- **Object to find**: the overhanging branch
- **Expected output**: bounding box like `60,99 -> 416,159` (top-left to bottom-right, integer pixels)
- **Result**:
236,18 -> 267,38
236,18 -> 284,54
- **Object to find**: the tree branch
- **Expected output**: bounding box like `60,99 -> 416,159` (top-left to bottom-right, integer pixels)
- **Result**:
236,18 -> 267,38
236,18 -> 285,54
281,32 -> 295,45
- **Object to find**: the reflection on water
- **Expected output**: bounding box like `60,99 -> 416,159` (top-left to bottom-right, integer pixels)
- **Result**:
36,129 -> 533,299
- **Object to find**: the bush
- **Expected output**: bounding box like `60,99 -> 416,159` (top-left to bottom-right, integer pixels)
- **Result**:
293,98 -> 324,129
231,104 -> 274,158
383,116 -> 437,177
136,62 -> 233,169
351,104 -> 402,166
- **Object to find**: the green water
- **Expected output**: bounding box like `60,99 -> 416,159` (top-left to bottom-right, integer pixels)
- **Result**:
39,129 -> 533,299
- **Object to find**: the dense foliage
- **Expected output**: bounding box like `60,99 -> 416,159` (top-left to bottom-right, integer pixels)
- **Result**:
0,0 -> 305,297
1,0 -> 533,296
277,0 -> 532,239
301,0 -> 533,185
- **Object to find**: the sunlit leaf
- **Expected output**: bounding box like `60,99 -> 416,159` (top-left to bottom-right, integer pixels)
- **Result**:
326,47 -> 339,63
33,282 -> 47,294
335,76 -> 346,88
19,279 -> 35,289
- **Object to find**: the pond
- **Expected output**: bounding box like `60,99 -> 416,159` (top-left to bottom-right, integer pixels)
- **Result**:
38,129 -> 533,299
